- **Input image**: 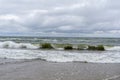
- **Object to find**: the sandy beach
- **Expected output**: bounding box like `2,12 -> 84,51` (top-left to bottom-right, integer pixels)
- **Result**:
0,60 -> 119,80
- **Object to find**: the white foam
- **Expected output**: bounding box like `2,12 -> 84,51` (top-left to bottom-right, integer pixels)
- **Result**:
0,41 -> 38,49
0,48 -> 119,63
105,46 -> 120,51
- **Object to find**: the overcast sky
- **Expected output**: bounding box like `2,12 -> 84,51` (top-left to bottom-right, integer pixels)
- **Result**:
0,0 -> 119,37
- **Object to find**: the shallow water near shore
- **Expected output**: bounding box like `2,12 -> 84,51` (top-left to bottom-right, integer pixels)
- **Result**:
0,37 -> 120,63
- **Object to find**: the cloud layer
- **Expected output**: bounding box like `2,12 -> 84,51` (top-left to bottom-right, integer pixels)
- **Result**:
0,0 -> 120,37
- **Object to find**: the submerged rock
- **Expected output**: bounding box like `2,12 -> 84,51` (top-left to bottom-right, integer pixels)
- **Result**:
96,45 -> 105,51
41,43 -> 54,49
87,45 -> 96,50
64,45 -> 73,50
87,45 -> 105,51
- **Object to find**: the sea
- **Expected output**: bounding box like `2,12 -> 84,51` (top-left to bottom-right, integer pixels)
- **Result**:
0,36 -> 120,64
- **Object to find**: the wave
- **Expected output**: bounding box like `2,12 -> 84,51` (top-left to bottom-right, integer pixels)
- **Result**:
0,41 -> 120,63
0,41 -> 120,51
0,41 -> 38,49
0,48 -> 119,63
105,46 -> 120,51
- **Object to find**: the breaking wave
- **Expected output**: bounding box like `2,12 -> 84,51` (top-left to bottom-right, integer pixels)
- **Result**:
0,41 -> 119,63
105,46 -> 120,51
0,41 -> 38,49
0,41 -> 120,51
0,48 -> 119,63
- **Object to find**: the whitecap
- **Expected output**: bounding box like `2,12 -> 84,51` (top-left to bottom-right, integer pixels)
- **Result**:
0,41 -> 38,49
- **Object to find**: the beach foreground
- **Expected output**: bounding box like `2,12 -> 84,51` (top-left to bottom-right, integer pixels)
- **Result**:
0,60 -> 120,80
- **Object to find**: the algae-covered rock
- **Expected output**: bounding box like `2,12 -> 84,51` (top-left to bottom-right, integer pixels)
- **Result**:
96,45 -> 105,51
87,45 -> 96,50
64,45 -> 73,50
41,43 -> 54,49
87,45 -> 105,51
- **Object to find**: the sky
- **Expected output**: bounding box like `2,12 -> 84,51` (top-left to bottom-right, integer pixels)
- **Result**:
0,0 -> 120,37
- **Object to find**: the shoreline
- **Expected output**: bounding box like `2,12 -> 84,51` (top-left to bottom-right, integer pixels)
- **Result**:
0,60 -> 120,80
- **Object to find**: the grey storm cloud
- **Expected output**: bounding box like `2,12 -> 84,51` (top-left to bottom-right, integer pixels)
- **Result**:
0,0 -> 120,37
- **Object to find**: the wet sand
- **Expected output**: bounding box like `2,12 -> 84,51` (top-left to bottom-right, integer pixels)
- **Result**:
0,60 -> 120,80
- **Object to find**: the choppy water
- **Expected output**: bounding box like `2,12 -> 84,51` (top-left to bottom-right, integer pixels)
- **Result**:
0,36 -> 120,63
0,36 -> 120,45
